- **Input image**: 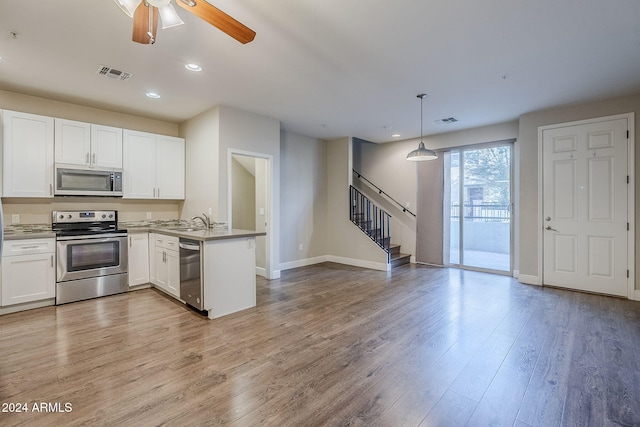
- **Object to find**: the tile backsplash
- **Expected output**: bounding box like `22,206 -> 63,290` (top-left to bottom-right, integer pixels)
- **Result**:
1,198 -> 181,225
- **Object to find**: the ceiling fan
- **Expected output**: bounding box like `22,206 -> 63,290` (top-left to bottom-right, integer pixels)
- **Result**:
113,0 -> 256,45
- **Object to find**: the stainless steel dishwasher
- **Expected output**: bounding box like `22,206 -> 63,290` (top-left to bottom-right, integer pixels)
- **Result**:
179,239 -> 203,310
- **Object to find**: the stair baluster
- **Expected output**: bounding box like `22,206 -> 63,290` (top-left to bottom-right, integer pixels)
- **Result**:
350,185 -> 391,262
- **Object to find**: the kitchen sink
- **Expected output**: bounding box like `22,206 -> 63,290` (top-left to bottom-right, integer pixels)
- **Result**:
167,227 -> 202,232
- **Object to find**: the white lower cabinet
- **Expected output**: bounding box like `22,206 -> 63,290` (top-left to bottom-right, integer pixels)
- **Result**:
150,234 -> 180,298
1,239 -> 55,306
127,233 -> 149,286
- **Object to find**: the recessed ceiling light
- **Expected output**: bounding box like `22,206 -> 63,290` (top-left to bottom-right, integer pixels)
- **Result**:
146,92 -> 161,99
185,63 -> 202,72
392,134 -> 401,138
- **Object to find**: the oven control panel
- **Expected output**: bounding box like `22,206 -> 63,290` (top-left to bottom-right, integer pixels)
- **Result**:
52,210 -> 117,224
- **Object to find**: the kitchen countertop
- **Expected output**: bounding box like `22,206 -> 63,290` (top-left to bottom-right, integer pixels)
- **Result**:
3,224 -> 56,240
3,221 -> 265,242
120,220 -> 266,242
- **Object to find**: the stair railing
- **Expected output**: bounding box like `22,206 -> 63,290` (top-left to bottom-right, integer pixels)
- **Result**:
353,169 -> 416,218
350,185 -> 391,262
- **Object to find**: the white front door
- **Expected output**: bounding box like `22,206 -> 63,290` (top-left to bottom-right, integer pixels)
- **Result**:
542,116 -> 630,296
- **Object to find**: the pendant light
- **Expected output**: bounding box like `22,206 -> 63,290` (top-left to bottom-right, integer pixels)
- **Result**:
406,93 -> 438,161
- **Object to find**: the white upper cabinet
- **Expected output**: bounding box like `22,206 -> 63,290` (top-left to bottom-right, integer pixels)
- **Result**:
55,119 -> 123,168
156,135 -> 186,200
54,119 -> 90,166
2,110 -> 55,198
123,130 -> 185,200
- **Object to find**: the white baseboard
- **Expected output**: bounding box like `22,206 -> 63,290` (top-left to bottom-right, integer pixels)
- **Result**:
280,256 -> 329,271
0,298 -> 55,316
280,255 -> 389,272
634,289 -> 640,301
410,255 -> 416,264
518,274 -> 540,286
256,266 -> 267,278
269,270 -> 281,279
326,255 -> 390,272
513,270 -> 519,279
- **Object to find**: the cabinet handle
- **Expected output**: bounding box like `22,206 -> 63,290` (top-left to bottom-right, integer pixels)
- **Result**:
129,236 -> 132,247
86,153 -> 90,165
157,188 -> 160,198
50,255 -> 54,268
50,184 -> 53,196
92,153 -> 96,166
153,188 -> 156,198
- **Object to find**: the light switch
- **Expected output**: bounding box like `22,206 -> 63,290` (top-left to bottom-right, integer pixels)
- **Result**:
259,208 -> 265,216
11,214 -> 20,224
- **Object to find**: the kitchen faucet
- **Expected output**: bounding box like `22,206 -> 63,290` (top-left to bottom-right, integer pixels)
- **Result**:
191,213 -> 211,229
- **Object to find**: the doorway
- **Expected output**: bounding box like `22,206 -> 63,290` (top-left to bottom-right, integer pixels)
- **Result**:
229,151 -> 270,278
540,114 -> 634,297
445,143 -> 513,273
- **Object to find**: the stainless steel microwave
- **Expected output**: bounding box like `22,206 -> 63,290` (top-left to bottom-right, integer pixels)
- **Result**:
54,164 -> 123,196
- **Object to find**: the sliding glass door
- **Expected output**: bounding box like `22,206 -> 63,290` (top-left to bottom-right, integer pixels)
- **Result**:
446,143 -> 512,273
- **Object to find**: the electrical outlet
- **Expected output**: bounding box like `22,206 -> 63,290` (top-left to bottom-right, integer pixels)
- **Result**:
298,244 -> 303,251
208,208 -> 212,216
11,214 -> 20,224
146,212 -> 152,219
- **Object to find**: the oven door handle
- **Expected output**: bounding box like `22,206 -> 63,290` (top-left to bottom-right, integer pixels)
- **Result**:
56,233 -> 128,241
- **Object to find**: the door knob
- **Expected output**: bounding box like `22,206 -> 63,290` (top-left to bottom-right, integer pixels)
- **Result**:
545,216 -> 551,221
545,225 -> 558,231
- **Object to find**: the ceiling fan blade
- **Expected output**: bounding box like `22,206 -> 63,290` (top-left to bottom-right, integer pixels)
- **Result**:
176,0 -> 256,44
132,2 -> 159,44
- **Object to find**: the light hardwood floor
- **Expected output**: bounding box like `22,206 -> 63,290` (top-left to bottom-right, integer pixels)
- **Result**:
1,262 -> 640,426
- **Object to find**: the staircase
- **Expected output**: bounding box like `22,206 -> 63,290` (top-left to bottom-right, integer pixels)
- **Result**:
350,185 -> 411,269
389,244 -> 411,268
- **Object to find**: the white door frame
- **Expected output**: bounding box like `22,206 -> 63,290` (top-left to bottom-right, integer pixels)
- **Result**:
227,148 -> 275,279
537,113 -> 636,299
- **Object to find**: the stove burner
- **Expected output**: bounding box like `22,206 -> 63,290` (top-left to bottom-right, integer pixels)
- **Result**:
52,210 -> 123,236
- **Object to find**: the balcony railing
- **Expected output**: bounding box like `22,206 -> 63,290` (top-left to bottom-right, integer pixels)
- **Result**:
450,202 -> 511,222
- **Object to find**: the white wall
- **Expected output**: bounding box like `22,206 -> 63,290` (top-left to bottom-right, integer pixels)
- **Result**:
179,106 -> 220,221
180,104 -> 281,277
231,157 -> 256,230
353,121 -> 518,262
517,93 -> 640,290
326,138 -> 389,271
280,130 -> 328,265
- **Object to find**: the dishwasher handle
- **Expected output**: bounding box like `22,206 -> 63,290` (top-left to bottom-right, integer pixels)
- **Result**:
179,242 -> 200,251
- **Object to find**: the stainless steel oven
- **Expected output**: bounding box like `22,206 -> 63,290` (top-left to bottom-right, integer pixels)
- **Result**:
53,210 -> 128,305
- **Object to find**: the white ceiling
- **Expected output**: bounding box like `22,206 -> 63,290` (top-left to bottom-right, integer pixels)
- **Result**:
1,0 -> 640,143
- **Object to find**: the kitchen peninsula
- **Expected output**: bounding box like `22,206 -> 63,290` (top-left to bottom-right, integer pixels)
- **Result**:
2,221 -> 266,320
124,221 -> 266,319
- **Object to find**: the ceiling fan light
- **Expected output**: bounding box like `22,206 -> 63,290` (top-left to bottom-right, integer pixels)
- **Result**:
178,0 -> 197,7
113,0 -> 140,18
158,3 -> 184,29
146,0 -> 171,7
406,141 -> 438,161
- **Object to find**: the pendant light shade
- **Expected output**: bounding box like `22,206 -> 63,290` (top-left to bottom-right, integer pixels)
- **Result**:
406,93 -> 438,161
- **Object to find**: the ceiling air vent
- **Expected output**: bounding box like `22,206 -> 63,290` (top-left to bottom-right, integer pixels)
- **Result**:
435,117 -> 458,124
96,65 -> 133,81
